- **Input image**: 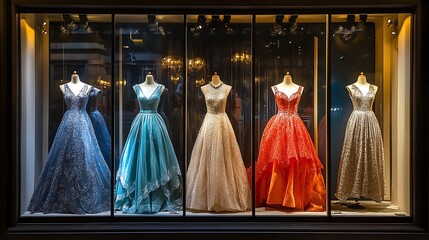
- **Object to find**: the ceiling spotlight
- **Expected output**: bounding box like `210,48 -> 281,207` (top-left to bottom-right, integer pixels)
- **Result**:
209,15 -> 221,34
41,21 -> 48,35
60,14 -> 75,34
275,15 -> 284,25
288,15 -> 298,33
387,19 -> 398,35
197,15 -> 207,30
359,14 -> 367,23
79,15 -> 93,33
222,15 -> 234,33
347,14 -> 355,27
272,15 -> 286,36
148,14 -> 159,32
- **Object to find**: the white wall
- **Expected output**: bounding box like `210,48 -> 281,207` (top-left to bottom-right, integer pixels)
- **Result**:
20,17 -> 36,214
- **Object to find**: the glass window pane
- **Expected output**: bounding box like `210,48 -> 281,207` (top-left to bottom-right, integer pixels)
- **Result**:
254,14 -> 328,216
330,13 -> 412,217
114,14 -> 185,216
20,13 -> 112,216
185,14 -> 252,216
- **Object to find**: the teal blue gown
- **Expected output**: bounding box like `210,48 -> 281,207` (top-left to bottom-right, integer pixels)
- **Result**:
114,84 -> 182,214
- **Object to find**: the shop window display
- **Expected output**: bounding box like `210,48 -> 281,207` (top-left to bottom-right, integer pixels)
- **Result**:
18,12 -> 412,218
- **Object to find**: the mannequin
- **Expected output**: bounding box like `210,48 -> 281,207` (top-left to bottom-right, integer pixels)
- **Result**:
139,72 -> 163,98
346,72 -> 378,96
272,72 -> 303,97
60,71 -> 90,95
202,72 -> 231,95
210,72 -> 222,87
342,72 -> 379,210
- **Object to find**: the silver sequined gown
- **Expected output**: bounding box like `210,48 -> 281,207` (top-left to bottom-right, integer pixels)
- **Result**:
186,83 -> 251,212
335,84 -> 385,202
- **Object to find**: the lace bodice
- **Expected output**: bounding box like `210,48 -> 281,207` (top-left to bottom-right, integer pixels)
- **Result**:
273,85 -> 302,116
133,84 -> 164,113
348,84 -> 375,112
202,83 -> 231,114
64,84 -> 90,111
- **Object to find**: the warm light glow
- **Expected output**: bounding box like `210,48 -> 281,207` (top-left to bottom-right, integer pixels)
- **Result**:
195,78 -> 206,87
162,56 -> 182,71
188,58 -> 205,72
231,53 -> 252,64
97,76 -> 111,88
116,79 -> 127,86
162,56 -> 182,82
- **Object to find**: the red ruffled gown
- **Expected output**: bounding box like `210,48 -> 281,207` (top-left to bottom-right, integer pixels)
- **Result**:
253,86 -> 326,211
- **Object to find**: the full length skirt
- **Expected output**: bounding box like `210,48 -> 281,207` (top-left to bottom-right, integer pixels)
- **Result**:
89,110 -> 111,167
254,114 -> 326,211
335,111 -> 385,202
27,109 -> 111,214
186,113 -> 251,212
115,112 -> 182,214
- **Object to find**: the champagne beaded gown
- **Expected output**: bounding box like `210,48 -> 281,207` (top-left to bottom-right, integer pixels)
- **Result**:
254,86 -> 326,211
186,82 -> 251,212
335,84 -> 385,202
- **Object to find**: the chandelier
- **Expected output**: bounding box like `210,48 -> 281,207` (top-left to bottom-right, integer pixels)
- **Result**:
188,58 -> 205,72
96,76 -> 111,88
231,53 -> 252,64
161,56 -> 182,71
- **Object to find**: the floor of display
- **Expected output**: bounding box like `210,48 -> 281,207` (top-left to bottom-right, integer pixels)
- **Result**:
331,200 -> 408,216
22,211 -> 111,216
21,201 -> 408,217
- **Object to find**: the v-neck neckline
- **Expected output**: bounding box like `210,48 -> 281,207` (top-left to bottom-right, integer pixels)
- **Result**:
275,85 -> 301,100
67,83 -> 87,97
353,84 -> 372,96
139,84 -> 160,100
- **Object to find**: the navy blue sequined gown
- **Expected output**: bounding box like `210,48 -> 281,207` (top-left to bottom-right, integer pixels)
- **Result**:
87,87 -> 111,167
27,84 -> 111,214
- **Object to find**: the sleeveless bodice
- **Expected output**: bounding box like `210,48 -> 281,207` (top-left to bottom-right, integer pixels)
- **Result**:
133,84 -> 163,113
274,86 -> 302,116
349,84 -> 375,112
86,87 -> 101,112
64,84 -> 90,111
203,83 -> 229,114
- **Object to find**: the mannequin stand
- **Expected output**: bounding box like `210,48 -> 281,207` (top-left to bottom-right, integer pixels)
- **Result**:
347,199 -> 366,209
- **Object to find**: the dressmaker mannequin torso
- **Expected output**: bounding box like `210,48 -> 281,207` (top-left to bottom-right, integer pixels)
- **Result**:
138,72 -> 163,98
60,71 -> 91,95
347,72 -> 378,96
272,72 -> 303,97
201,72 -> 231,95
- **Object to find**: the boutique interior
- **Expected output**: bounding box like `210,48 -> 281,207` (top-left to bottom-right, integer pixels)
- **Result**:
19,12 -> 411,218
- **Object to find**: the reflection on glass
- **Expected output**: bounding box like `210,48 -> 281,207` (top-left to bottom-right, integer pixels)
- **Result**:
330,13 -> 411,216
186,15 -> 252,215
254,15 -> 327,215
20,14 -> 112,216
114,15 -> 184,216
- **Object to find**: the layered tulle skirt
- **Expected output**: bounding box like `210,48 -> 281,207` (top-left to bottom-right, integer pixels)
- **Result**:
254,113 -> 326,211
115,112 -> 182,213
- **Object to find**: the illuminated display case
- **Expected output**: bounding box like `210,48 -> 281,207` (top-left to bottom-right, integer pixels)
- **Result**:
1,0 -> 427,239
